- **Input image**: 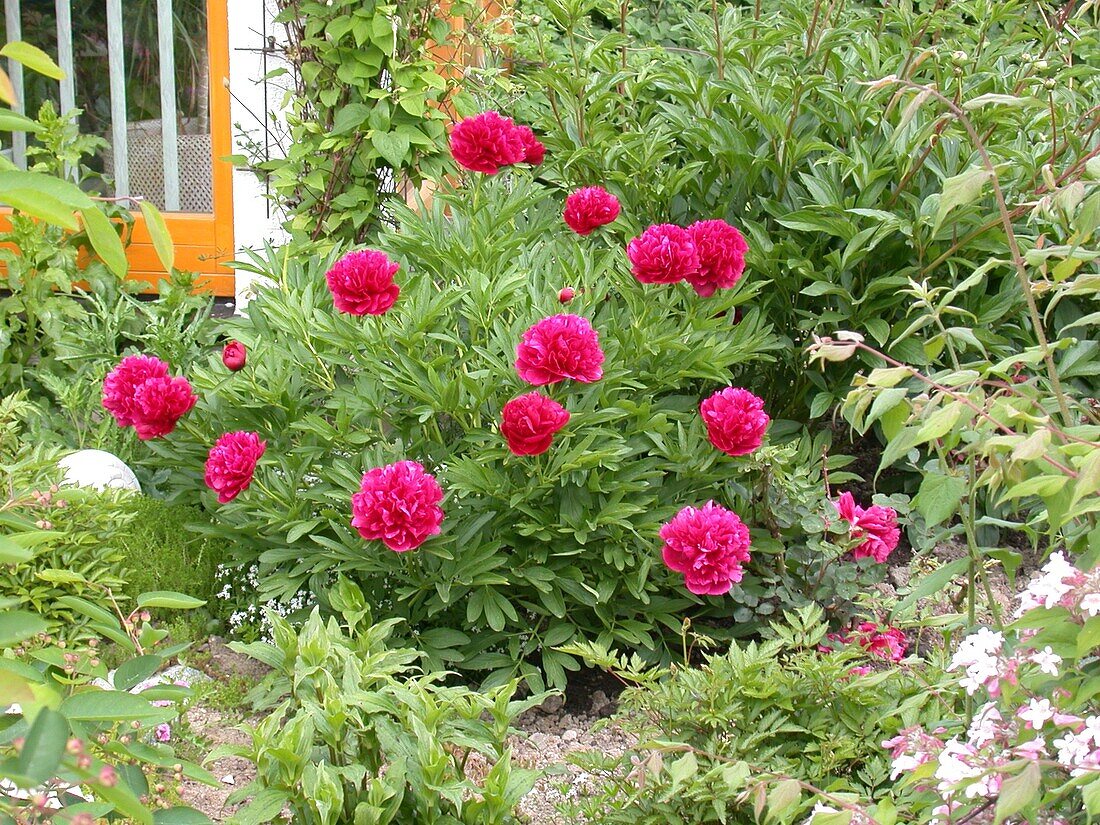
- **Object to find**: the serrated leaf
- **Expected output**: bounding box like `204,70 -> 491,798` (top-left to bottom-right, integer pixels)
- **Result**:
915,472 -> 968,526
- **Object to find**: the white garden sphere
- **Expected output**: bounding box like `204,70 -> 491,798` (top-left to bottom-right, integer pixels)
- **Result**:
58,449 -> 142,493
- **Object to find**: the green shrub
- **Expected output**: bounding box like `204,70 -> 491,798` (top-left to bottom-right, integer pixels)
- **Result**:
134,173 -> 899,689
214,578 -> 543,825
561,605 -> 951,824
498,0 -> 1099,420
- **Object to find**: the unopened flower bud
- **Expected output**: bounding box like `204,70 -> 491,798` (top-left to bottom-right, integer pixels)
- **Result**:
98,765 -> 119,787
558,287 -> 576,303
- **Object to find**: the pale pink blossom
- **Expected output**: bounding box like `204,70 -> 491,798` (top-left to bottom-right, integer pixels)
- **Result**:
1030,646 -> 1062,676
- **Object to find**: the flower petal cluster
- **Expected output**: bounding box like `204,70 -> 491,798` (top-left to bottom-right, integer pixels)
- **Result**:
449,111 -> 541,174
686,219 -> 749,297
102,355 -> 196,440
351,460 -> 444,552
515,314 -> 605,385
222,340 -> 246,371
204,431 -> 266,504
659,501 -> 751,596
563,187 -> 620,235
325,249 -> 401,316
833,491 -> 900,563
500,392 -> 570,456
627,223 -> 699,284
700,387 -> 770,456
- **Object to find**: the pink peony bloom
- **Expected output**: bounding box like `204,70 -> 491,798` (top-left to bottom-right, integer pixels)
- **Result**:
102,354 -> 170,428
351,460 -> 444,552
834,492 -> 900,563
563,187 -> 621,235
500,392 -> 570,456
130,376 -> 198,440
515,314 -> 605,385
627,223 -> 700,285
515,124 -> 545,165
700,387 -> 770,456
204,431 -> 267,504
659,501 -> 751,596
449,111 -> 527,174
222,340 -> 247,371
686,219 -> 749,297
325,249 -> 401,316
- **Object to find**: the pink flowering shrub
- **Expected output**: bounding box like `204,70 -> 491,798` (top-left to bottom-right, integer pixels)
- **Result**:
142,173 -> 898,689
880,552 -> 1100,822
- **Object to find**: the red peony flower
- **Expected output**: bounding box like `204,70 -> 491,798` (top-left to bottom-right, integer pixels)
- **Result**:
828,623 -> 907,663
204,431 -> 266,504
627,223 -> 700,285
686,219 -> 749,297
563,187 -> 621,235
700,387 -> 770,456
500,392 -> 570,456
855,622 -> 908,662
130,376 -> 198,440
660,501 -> 751,596
515,124 -> 545,165
558,287 -> 576,303
351,460 -> 444,552
325,249 -> 401,316
515,313 -> 605,385
449,111 -> 528,175
103,354 -> 170,428
834,491 -> 900,563
222,340 -> 247,371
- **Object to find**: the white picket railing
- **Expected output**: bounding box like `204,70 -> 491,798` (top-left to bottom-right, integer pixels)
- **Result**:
3,0 -> 183,210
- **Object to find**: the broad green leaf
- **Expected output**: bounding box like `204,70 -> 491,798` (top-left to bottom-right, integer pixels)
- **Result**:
915,472 -> 968,526
0,41 -> 64,80
866,388 -> 908,431
154,809 -> 214,825
916,403 -> 964,441
2,188 -> 78,230
16,707 -> 68,783
0,170 -> 95,207
0,534 -> 33,564
80,207 -> 128,278
865,367 -> 911,388
1072,450 -> 1100,506
935,167 -> 993,231
60,690 -> 174,721
963,94 -> 1043,110
994,760 -> 1040,824
113,654 -> 165,692
0,109 -> 41,132
765,778 -> 801,821
1002,475 -> 1068,501
667,751 -> 698,787
372,130 -> 411,169
140,201 -> 175,272
36,568 -> 88,584
0,610 -> 48,646
137,591 -> 206,610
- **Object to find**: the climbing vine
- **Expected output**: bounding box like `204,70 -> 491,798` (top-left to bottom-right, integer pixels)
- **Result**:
254,0 -> 482,246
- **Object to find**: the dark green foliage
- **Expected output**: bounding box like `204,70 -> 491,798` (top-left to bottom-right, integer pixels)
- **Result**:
500,0 -> 1100,420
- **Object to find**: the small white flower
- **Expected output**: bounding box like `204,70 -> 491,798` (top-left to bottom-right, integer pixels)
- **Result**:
1018,698 -> 1055,730
1080,593 -> 1100,617
1030,646 -> 1062,676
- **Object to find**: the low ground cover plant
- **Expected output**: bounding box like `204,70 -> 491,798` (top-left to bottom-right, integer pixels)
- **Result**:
215,578 -> 543,824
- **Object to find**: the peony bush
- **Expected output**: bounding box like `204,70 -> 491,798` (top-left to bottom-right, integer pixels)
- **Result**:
127,127 -> 906,688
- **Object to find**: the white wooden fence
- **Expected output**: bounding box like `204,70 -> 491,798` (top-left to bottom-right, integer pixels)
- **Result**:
3,0 -> 183,210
